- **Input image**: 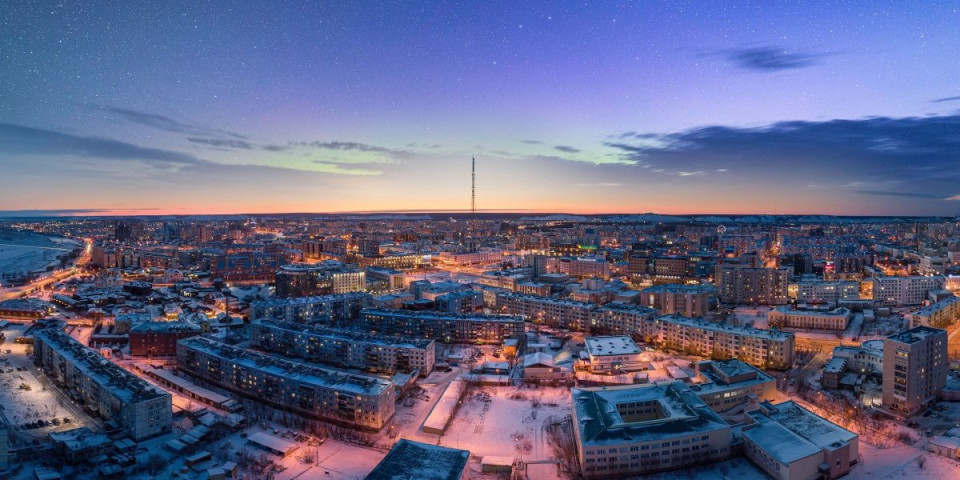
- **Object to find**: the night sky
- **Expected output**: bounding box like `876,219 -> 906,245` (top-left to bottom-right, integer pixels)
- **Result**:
2,1 -> 959,216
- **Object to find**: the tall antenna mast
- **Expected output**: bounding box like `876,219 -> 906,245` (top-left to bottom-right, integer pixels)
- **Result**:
471,155 -> 476,215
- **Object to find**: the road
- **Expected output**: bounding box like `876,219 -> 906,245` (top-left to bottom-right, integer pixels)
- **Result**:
0,238 -> 91,301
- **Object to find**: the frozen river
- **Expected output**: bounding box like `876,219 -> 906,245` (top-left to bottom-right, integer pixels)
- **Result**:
0,228 -> 80,280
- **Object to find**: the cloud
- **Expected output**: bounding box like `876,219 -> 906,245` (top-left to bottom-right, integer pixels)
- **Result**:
723,45 -> 826,72
678,171 -> 704,177
854,190 -> 947,199
574,182 -> 622,188
0,122 -> 203,166
311,161 -> 383,176
606,114 -> 960,201
521,140 -> 543,145
554,145 -> 580,153
932,96 -> 960,103
187,137 -> 255,149
946,195 -> 960,201
295,141 -> 398,153
93,105 -> 247,139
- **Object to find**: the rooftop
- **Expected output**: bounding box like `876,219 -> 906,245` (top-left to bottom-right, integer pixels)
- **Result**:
253,320 -> 434,349
572,381 -> 728,446
362,308 -> 524,324
584,336 -> 641,357
366,439 -> 469,480
887,325 -> 946,344
178,336 -> 393,396
657,313 -> 794,340
34,327 -> 169,404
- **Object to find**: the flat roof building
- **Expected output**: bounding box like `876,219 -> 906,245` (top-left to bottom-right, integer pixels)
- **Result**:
250,320 -> 436,376
882,326 -> 948,415
583,336 -> 645,374
572,381 -> 731,478
743,401 -> 859,480
33,327 -> 172,440
367,439 -> 469,480
359,308 -> 524,344
177,336 -> 394,430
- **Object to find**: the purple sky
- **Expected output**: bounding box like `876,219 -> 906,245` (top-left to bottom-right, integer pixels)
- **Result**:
1,1 -> 959,215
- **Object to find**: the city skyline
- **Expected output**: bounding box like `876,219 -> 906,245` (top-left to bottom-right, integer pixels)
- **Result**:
2,2 -> 960,216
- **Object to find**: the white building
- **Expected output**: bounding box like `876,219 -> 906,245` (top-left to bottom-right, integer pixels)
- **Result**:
872,275 -> 944,307
910,295 -> 960,328
795,280 -> 859,305
583,336 -> 645,374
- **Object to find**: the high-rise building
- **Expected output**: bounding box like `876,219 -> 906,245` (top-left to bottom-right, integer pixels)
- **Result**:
882,326 -> 948,415
715,265 -> 789,305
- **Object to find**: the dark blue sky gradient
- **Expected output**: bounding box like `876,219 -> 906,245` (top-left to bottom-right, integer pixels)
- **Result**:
1,1 -> 959,215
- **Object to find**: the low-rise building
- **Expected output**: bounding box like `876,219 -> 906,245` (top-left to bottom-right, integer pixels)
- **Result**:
822,357 -> 848,389
367,439 -> 469,480
768,306 -> 852,331
572,381 -> 731,478
690,359 -> 776,412
583,336 -> 645,374
250,292 -> 372,325
743,401 -> 859,480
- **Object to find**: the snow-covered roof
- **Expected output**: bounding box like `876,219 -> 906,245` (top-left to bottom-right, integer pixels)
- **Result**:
523,352 -> 555,368
367,439 -> 469,480
572,381 -> 729,446
584,336 -> 641,357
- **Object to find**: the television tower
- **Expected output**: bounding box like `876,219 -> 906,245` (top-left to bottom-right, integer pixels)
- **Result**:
471,155 -> 476,215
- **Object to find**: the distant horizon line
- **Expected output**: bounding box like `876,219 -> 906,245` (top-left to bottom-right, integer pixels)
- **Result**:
0,208 -> 957,219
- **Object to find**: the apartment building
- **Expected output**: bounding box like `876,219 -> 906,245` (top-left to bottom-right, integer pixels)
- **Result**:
494,292 -> 594,331
589,303 -> 658,335
882,326 -> 948,415
34,327 -> 172,440
250,320 -> 436,376
250,292 -> 373,325
872,275 -> 945,307
176,337 -> 395,430
715,265 -> 789,305
640,283 -> 716,317
647,314 -> 795,370
795,280 -> 860,305
358,308 -> 524,344
910,295 -> 960,328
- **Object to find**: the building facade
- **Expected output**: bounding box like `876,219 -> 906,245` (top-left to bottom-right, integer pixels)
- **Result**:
34,327 -> 172,440
358,308 -> 524,344
176,337 -> 395,430
250,320 -> 436,376
882,326 -> 948,415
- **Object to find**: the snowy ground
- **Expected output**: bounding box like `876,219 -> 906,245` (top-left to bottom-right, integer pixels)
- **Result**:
434,386 -> 570,472
0,229 -> 79,277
